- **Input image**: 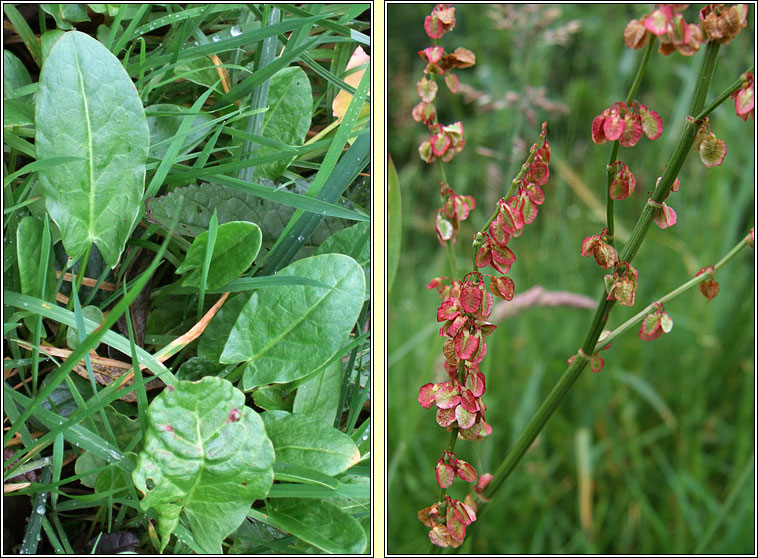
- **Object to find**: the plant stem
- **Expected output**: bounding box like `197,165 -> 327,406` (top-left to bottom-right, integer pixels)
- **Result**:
477,39 -> 723,515
596,232 -> 750,349
695,64 -> 754,121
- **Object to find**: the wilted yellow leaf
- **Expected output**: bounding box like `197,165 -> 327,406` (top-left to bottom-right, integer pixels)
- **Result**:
332,46 -> 370,120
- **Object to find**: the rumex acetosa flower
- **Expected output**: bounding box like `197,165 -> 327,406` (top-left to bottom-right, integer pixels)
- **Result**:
693,118 -> 727,168
424,4 -> 456,39
699,4 -> 748,45
696,266 -> 720,301
604,261 -> 639,307
731,71 -> 754,121
435,185 -> 475,245
592,101 -> 662,146
625,4 -> 704,56
418,495 -> 477,548
435,450 -> 477,488
475,123 -> 550,275
608,160 -> 637,200
639,302 -> 673,341
581,227 -> 619,269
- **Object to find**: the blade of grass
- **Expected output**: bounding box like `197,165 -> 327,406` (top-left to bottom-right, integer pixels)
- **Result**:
212,36 -> 323,111
197,210 -> 219,319
238,7 -> 280,183
3,229 -> 174,444
4,157 -> 85,188
3,4 -> 42,66
50,433 -> 64,509
19,464 -> 51,553
126,15 -> 324,76
207,173 -> 369,221
144,80 -> 220,199
258,129 -> 370,275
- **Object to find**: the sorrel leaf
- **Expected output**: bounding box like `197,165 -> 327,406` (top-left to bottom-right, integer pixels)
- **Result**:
146,104 -> 213,160
256,66 -> 312,180
219,253 -> 364,389
175,221 -> 262,289
266,498 -> 367,554
262,412 -> 360,476
132,377 -> 274,553
35,31 -> 149,268
292,359 -> 342,424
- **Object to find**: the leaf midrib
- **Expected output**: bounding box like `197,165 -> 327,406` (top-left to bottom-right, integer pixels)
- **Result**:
72,39 -> 96,242
246,264 -> 357,365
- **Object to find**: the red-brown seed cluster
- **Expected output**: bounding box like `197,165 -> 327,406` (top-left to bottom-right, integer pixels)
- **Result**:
604,262 -> 640,307
476,122 -> 551,274
418,496 -> 476,548
592,101 -> 663,146
639,302 -> 673,341
696,266 -> 720,301
731,71 -> 754,121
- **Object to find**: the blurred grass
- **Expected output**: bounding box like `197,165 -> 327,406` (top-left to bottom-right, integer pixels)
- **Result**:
387,4 -> 755,554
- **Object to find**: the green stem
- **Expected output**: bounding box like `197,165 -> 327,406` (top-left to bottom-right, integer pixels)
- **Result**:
695,64 -> 754,121
596,232 -> 750,350
477,39 -> 723,516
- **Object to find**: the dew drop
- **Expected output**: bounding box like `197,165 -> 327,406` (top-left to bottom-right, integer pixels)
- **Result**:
212,35 -> 220,43
36,505 -> 46,514
230,25 -> 242,37
297,235 -> 305,242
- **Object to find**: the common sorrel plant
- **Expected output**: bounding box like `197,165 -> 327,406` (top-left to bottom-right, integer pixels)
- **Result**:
3,4 -> 370,554
389,3 -> 754,553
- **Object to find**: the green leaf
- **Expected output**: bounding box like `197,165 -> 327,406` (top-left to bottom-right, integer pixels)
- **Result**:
146,180 -> 348,247
132,377 -> 274,554
293,359 -> 342,424
35,31 -> 150,268
16,216 -> 57,329
74,406 -> 139,487
315,221 -> 370,296
40,4 -> 90,30
220,254 -> 364,389
387,155 -> 402,293
255,66 -> 312,179
146,104 -> 214,160
40,30 -> 66,63
66,305 -> 103,350
3,50 -> 32,101
175,221 -> 262,290
273,461 -> 340,489
265,498 -> 367,554
252,384 -> 294,412
197,293 -> 248,363
3,100 -> 34,129
262,411 -> 360,476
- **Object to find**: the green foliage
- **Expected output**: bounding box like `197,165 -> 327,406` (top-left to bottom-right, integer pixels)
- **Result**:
4,4 -> 369,554
175,221 -> 262,289
255,66 -> 313,179
132,377 -> 274,553
388,3 -> 754,554
220,253 -> 365,389
35,31 -> 150,268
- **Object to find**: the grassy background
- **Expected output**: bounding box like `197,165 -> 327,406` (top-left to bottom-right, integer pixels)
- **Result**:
387,4 -> 755,554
